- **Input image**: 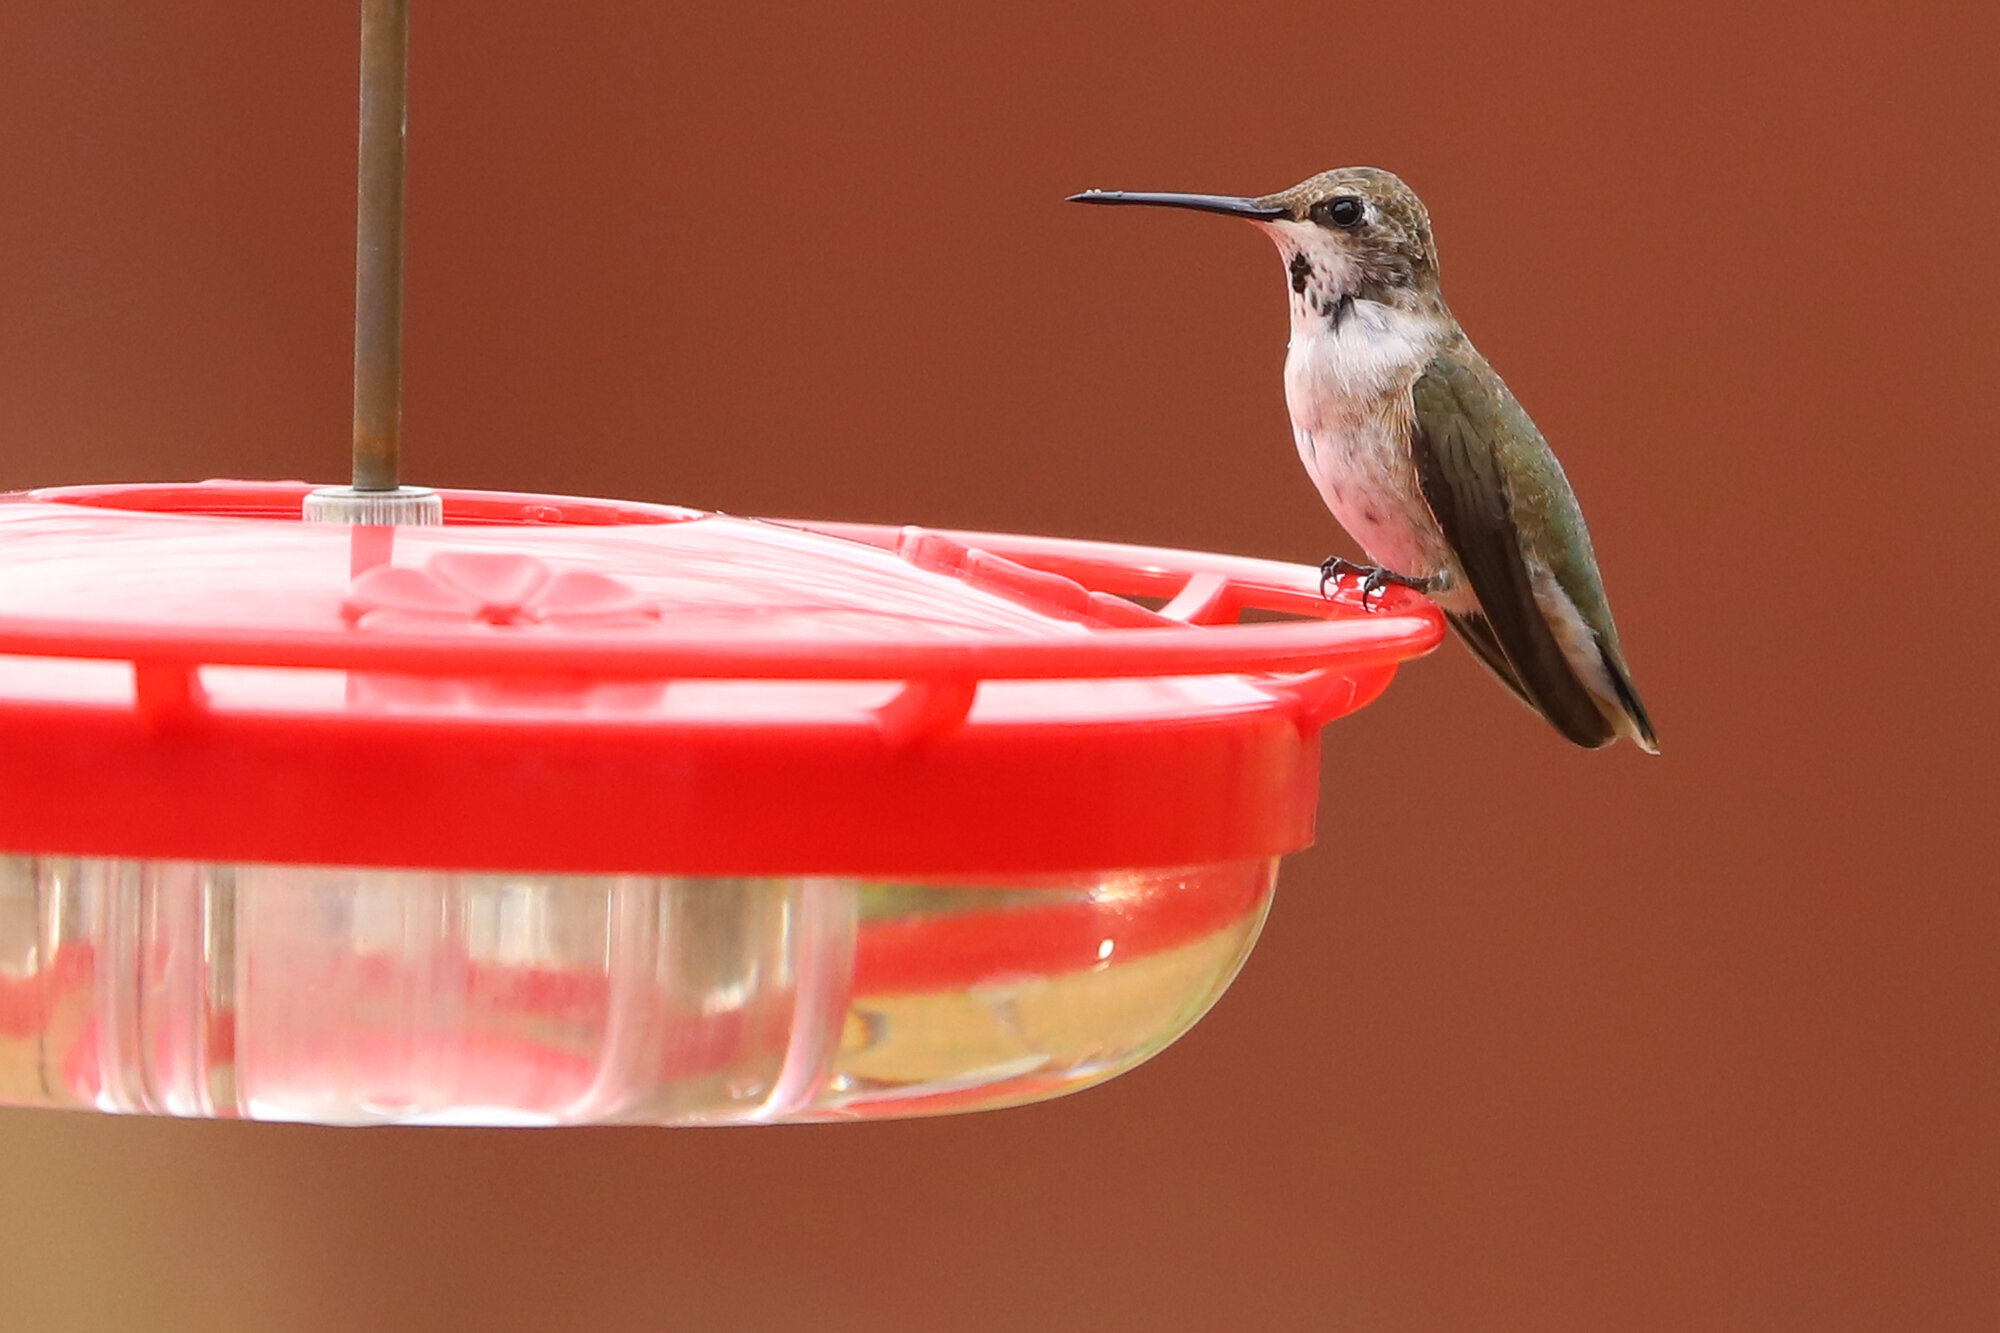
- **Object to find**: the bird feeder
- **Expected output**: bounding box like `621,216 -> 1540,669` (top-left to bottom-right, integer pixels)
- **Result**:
0,4 -> 1443,1126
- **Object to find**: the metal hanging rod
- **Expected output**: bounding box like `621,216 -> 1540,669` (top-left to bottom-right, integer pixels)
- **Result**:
306,0 -> 440,526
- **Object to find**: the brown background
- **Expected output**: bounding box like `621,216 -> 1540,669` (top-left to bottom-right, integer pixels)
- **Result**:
0,1 -> 1992,1329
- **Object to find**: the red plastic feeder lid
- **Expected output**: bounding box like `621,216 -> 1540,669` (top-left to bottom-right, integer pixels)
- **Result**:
0,481 -> 1442,876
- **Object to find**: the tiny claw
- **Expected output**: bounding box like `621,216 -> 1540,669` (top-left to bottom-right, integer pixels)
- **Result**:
1359,568 -> 1385,609
1318,555 -> 1364,599
1319,557 -> 1436,610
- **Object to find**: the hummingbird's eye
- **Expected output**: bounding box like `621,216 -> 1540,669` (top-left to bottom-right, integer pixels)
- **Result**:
1314,196 -> 1366,230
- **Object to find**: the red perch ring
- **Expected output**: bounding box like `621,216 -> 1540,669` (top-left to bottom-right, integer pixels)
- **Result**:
0,481 -> 1443,878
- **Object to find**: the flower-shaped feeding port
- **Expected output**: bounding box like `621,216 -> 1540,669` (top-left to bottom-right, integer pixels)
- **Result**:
344,552 -> 660,632
344,553 -> 664,709
0,481 -> 1443,1125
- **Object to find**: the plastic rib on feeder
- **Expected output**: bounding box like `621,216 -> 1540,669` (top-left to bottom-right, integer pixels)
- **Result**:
0,5 -> 1446,1127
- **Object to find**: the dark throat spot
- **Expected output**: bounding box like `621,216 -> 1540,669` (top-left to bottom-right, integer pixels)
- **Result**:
1288,252 -> 1312,295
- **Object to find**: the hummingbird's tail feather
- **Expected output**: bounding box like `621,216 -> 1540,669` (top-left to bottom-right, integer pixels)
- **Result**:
1453,607 -> 1658,755
1593,634 -> 1660,755
1496,630 -> 1619,750
1446,589 -> 1619,750
1446,611 -> 1536,710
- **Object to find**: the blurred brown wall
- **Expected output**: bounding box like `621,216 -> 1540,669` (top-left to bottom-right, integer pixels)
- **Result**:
0,2 -> 1992,1330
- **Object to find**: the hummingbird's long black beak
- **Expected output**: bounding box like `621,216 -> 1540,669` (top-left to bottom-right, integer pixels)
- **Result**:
1066,190 -> 1287,220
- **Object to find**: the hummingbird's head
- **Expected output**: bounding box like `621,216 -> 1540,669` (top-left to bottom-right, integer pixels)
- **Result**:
1070,167 -> 1444,322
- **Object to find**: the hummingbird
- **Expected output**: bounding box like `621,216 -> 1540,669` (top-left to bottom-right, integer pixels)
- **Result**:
1070,168 -> 1658,753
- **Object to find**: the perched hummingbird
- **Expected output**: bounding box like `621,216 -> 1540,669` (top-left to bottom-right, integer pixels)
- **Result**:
1070,168 -> 1658,753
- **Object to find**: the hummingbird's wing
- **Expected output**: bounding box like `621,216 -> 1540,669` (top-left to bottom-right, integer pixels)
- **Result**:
1410,344 -> 1658,751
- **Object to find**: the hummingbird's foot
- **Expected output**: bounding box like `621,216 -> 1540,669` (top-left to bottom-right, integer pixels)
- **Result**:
1319,557 -> 1439,609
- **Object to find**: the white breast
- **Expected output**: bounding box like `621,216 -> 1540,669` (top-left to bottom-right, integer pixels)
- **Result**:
1286,298 -> 1438,408
1284,300 -> 1460,590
